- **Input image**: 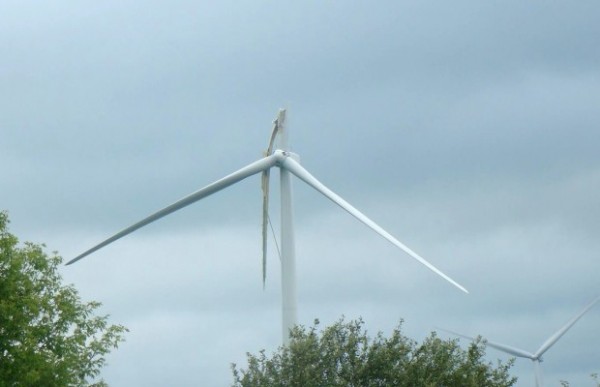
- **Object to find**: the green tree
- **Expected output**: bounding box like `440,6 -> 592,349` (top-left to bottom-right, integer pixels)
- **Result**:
231,318 -> 516,387
0,211 -> 127,387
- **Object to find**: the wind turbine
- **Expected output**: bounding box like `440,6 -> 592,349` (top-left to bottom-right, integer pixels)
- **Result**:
67,109 -> 468,344
439,295 -> 600,387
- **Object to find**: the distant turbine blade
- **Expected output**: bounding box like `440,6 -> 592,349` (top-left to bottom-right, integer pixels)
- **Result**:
67,154 -> 279,265
534,295 -> 600,358
436,327 -> 478,342
281,157 -> 468,294
438,328 -> 535,359
483,339 -> 536,359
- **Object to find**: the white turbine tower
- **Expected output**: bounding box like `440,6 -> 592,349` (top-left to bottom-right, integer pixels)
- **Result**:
439,295 -> 600,387
67,109 -> 468,344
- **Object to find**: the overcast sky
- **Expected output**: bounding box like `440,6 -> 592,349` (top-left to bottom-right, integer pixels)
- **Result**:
2,1 -> 599,386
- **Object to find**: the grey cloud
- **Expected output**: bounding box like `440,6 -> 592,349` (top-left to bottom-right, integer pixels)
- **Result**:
2,1 -> 600,385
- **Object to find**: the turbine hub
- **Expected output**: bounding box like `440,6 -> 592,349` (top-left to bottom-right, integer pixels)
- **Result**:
273,149 -> 300,164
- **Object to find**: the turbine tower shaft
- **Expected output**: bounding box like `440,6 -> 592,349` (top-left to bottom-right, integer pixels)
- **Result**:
280,161 -> 298,344
275,109 -> 298,344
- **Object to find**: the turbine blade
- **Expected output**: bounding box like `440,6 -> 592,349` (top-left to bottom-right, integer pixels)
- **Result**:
266,112 -> 282,155
261,169 -> 270,287
259,109 -> 284,287
281,157 -> 468,294
436,327 -> 478,342
67,154 -> 279,265
534,295 -> 600,358
484,340 -> 536,359
438,328 -> 535,359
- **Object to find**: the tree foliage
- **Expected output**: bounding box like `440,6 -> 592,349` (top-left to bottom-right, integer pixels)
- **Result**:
0,211 -> 127,387
232,318 -> 516,387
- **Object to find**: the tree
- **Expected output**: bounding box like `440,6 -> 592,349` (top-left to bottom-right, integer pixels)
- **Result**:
0,211 -> 127,387
231,318 -> 516,387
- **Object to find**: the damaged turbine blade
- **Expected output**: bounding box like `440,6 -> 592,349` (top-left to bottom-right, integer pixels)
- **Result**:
260,110 -> 285,287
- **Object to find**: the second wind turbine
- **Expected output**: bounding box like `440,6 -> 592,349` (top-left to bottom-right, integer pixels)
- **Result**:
67,109 -> 468,344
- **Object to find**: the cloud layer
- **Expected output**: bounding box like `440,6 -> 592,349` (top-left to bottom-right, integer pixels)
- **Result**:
2,1 -> 599,385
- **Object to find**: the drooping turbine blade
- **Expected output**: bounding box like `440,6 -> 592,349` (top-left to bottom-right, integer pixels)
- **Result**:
281,157 -> 468,294
438,328 -> 535,359
261,169 -> 270,287
67,154 -> 280,265
260,110 -> 284,287
534,295 -> 600,358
